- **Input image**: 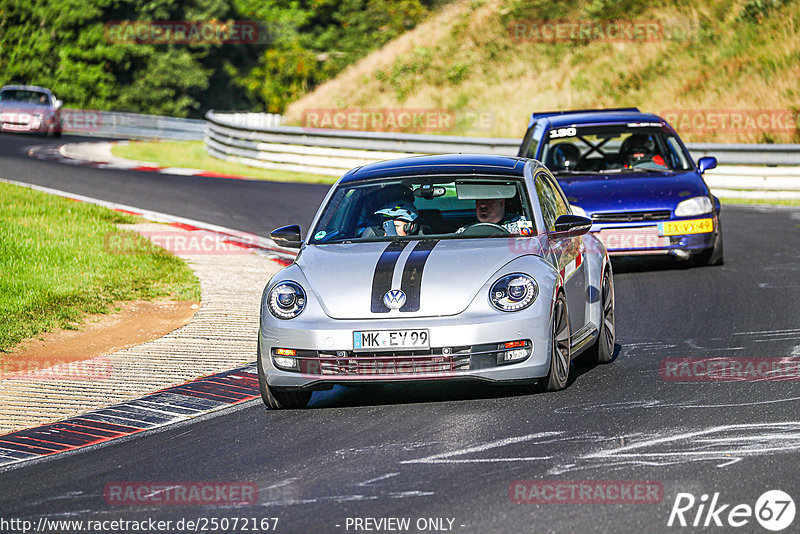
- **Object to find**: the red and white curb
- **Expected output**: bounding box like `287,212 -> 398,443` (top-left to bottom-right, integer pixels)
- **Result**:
559,254 -> 583,283
28,142 -> 254,181
0,364 -> 262,470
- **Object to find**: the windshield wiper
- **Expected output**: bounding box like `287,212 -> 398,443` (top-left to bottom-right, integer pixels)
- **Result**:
552,169 -> 602,175
603,167 -> 668,174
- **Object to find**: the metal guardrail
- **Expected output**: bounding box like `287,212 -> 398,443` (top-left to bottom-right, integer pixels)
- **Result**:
206,111 -> 800,176
62,109 -> 205,140
688,143 -> 800,166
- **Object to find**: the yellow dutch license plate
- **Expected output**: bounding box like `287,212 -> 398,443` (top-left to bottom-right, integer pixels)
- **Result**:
658,218 -> 714,236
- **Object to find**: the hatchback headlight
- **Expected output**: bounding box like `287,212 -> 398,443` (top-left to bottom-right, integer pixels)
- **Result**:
675,196 -> 712,217
268,281 -> 306,319
490,274 -> 538,312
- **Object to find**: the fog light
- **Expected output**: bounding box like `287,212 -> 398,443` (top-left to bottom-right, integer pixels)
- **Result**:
497,340 -> 532,364
272,348 -> 299,370
273,357 -> 297,369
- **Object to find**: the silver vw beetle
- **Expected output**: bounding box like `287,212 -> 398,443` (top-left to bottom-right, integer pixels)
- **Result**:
258,154 -> 615,408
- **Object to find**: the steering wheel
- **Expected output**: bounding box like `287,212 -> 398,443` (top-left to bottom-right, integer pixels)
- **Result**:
459,222 -> 510,237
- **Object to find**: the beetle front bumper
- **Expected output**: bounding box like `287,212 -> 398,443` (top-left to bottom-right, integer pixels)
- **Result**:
259,308 -> 555,390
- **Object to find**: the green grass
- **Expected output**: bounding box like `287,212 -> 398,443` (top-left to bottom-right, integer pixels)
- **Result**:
720,197 -> 800,207
0,182 -> 200,351
112,140 -> 337,184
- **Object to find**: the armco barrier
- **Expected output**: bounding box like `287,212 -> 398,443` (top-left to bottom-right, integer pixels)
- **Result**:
205,110 -> 518,175
205,111 -> 800,180
63,109 -> 206,140
704,166 -> 800,199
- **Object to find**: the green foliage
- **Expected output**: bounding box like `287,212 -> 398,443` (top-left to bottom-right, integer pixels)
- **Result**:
235,0 -> 435,112
739,0 -> 793,21
0,0 -> 439,115
0,0 -> 264,117
375,46 -> 434,100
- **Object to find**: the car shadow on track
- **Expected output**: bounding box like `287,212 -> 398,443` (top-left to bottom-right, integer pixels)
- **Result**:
610,256 -> 693,273
568,342 -> 622,385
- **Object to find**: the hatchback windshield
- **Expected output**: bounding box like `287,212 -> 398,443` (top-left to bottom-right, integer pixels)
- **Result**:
0,89 -> 50,105
309,175 -> 537,244
540,124 -> 692,174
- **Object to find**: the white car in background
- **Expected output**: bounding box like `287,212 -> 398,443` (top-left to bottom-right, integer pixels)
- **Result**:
0,85 -> 62,137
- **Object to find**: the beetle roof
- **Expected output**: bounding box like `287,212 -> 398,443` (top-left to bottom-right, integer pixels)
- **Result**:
339,154 -> 531,183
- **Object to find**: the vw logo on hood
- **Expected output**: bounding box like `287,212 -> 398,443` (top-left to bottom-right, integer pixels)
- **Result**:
383,289 -> 406,309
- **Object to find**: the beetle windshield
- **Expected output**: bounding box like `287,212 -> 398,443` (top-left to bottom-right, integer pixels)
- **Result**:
309,175 -> 537,244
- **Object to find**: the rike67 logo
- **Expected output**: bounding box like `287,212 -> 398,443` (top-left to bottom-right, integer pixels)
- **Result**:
668,490 -> 795,531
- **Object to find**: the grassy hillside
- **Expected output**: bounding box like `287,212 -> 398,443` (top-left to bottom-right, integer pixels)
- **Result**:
283,0 -> 800,143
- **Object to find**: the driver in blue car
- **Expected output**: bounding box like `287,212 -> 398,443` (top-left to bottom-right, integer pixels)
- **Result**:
456,198 -> 532,235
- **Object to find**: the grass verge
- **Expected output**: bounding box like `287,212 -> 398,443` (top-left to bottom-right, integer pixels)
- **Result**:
0,181 -> 200,351
112,140 -> 337,184
720,197 -> 800,207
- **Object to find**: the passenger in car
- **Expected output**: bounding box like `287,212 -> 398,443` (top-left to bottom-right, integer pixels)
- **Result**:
360,202 -> 424,237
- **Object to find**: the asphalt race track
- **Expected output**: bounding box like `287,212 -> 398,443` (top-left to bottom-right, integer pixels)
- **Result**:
2,134 -> 800,533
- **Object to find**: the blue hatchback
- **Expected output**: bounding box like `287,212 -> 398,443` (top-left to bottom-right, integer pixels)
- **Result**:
517,108 -> 723,266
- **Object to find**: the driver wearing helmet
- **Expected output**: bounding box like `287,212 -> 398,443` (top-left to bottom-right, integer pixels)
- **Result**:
619,134 -> 667,168
548,142 -> 580,171
456,198 -> 531,235
361,201 -> 422,238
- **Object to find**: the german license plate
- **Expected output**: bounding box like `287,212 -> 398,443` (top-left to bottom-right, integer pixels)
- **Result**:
658,218 -> 714,236
353,329 -> 429,351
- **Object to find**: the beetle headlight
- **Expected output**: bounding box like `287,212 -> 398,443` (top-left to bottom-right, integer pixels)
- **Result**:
268,281 -> 306,319
490,274 -> 538,312
675,196 -> 712,217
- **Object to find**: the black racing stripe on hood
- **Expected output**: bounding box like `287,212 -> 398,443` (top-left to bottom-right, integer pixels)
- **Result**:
370,241 -> 409,313
399,240 -> 439,312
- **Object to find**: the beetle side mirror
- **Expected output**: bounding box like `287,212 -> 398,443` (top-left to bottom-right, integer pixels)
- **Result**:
549,214 -> 592,239
270,225 -> 303,248
697,156 -> 717,174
